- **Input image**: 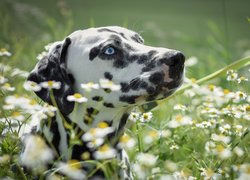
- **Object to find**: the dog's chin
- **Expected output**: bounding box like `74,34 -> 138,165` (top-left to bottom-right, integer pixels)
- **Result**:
145,77 -> 184,102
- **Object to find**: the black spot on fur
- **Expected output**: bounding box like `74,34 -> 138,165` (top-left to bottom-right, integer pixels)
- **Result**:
92,96 -> 103,102
103,102 -> 114,108
89,46 -> 100,60
146,86 -> 156,95
120,82 -> 130,92
119,95 -> 139,104
130,78 -> 141,90
149,72 -> 164,85
131,34 -> 144,44
104,72 -> 113,80
137,54 -> 149,64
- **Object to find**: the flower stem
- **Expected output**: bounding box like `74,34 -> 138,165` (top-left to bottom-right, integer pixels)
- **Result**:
136,121 -> 143,152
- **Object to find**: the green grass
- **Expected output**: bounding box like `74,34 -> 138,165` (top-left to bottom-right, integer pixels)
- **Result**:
0,0 -> 250,179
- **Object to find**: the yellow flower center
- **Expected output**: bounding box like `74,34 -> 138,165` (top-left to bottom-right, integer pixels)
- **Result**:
99,144 -> 110,152
223,89 -> 230,94
246,106 -> 250,112
89,128 -> 97,135
81,152 -> 90,160
47,81 -> 54,87
120,134 -> 130,143
97,122 -> 109,128
205,168 -> 214,177
216,144 -> 225,152
0,48 -> 7,52
190,78 -> 196,83
208,84 -> 215,91
175,115 -> 183,122
3,83 -> 11,88
12,111 -> 21,117
29,99 -> 37,105
68,160 -> 81,169
73,93 -> 82,99
148,130 -> 158,138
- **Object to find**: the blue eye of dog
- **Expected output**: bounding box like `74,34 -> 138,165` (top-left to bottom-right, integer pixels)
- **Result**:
104,47 -> 115,55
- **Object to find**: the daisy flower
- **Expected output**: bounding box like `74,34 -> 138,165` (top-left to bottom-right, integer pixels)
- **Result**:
0,48 -> 12,56
117,134 -> 136,149
94,144 -> 117,160
136,153 -> 157,167
1,83 -> 15,91
139,112 -> 153,122
0,75 -> 8,84
40,80 -> 61,89
82,122 -> 114,141
99,78 -> 121,91
67,93 -> 88,103
56,160 -> 86,180
20,135 -> 54,171
23,81 -> 42,92
81,82 -> 99,92
128,112 -> 141,122
87,138 -> 104,149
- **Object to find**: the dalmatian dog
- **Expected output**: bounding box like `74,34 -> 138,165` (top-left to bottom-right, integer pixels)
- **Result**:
25,26 -> 185,179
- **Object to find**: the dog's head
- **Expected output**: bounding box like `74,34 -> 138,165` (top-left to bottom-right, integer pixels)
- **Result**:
28,26 -> 185,114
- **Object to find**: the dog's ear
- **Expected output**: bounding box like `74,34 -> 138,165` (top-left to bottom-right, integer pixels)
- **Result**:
28,38 -> 75,115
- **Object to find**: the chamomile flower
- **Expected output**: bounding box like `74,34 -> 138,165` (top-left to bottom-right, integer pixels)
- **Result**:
139,112 -> 153,122
128,112 -> 141,122
226,69 -> 238,81
233,146 -> 244,157
234,91 -> 247,102
56,160 -> 86,180
174,104 -> 188,111
200,168 -> 218,180
10,111 -> 25,121
40,80 -> 61,89
20,135 -> 54,171
67,93 -> 88,103
143,130 -> 159,144
23,81 -> 42,92
212,144 -> 232,159
237,76 -> 248,83
0,48 -> 11,56
211,133 -> 231,144
87,138 -> 104,149
1,83 -> 15,91
99,78 -> 121,91
0,75 -> 8,84
205,141 -> 216,153
136,153 -> 157,167
94,144 -> 117,160
160,129 -> 172,138
82,122 -> 114,141
81,82 -> 99,92
168,115 -> 192,128
117,134 -> 136,149
185,56 -> 198,67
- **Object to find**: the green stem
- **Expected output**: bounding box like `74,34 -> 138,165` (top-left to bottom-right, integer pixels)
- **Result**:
16,163 -> 28,180
136,121 -> 143,152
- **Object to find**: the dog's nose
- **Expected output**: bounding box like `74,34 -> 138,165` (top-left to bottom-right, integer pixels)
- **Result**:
160,52 -> 185,66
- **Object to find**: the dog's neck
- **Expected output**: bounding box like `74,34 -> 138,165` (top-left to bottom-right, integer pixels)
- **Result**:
50,104 -> 132,160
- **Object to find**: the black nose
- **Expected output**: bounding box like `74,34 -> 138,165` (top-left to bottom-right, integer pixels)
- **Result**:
161,52 -> 185,66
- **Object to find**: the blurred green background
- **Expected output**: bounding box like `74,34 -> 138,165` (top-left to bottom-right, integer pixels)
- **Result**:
1,0 -> 249,79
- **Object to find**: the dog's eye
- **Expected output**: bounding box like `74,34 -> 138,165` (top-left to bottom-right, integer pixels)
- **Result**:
104,47 -> 115,55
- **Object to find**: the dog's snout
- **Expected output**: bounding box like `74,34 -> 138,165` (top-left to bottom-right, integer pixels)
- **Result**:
160,52 -> 185,66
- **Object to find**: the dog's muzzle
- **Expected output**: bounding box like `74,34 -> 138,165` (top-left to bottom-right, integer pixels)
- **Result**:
147,51 -> 185,100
